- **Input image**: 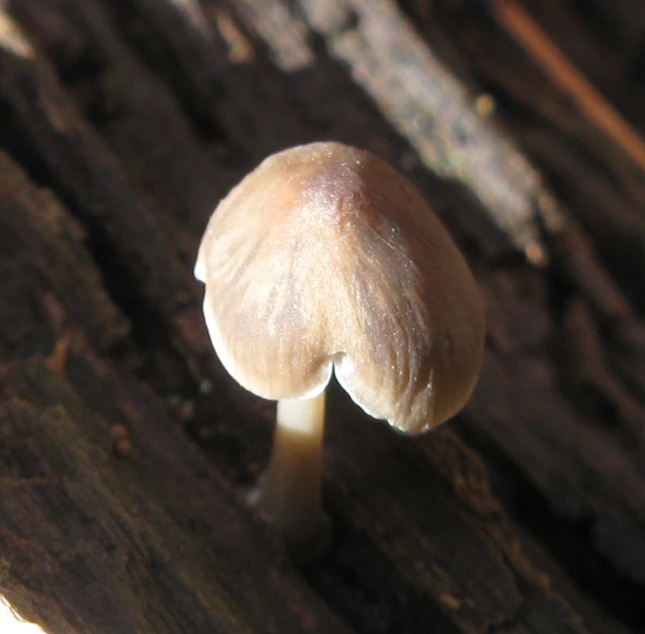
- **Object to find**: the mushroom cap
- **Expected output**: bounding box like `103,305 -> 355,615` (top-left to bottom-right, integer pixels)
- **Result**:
195,142 -> 485,434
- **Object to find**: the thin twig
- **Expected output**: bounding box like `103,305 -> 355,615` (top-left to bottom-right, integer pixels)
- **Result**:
491,0 -> 645,175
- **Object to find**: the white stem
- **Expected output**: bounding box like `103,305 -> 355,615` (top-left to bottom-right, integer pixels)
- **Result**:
256,391 -> 327,560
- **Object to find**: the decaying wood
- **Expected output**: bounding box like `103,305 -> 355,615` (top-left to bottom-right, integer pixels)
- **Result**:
1,0 -> 644,632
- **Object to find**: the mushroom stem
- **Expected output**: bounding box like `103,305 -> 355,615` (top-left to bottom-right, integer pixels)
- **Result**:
254,391 -> 328,561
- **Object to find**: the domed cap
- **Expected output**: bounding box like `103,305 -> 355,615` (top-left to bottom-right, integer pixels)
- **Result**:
195,142 -> 486,434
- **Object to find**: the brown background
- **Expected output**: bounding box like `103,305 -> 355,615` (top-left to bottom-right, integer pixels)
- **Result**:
1,1 -> 644,632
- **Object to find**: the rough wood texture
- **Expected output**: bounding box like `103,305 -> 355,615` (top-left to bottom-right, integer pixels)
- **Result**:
0,0 -> 644,632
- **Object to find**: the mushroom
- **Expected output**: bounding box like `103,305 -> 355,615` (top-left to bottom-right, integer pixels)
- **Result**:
194,142 -> 486,561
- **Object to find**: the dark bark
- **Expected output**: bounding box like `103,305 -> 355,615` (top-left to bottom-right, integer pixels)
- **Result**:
0,1 -> 644,632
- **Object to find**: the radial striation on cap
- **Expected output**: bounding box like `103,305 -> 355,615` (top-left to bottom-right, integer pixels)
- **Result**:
195,142 -> 486,434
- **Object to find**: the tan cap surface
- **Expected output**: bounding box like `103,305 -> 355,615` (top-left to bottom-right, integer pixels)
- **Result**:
195,142 -> 485,434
